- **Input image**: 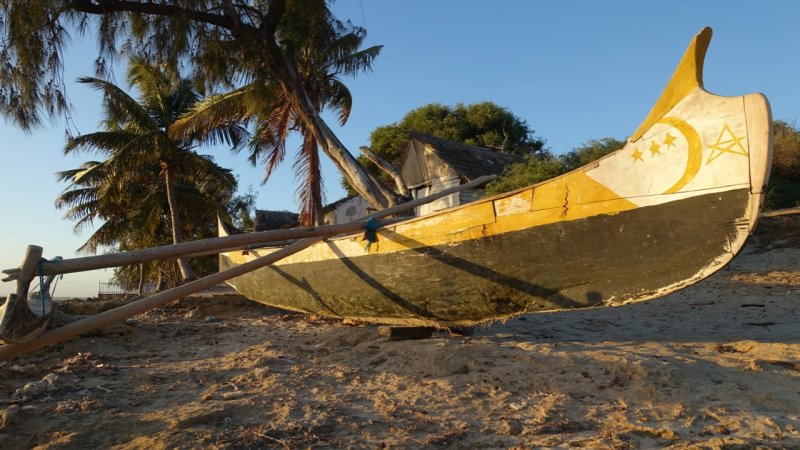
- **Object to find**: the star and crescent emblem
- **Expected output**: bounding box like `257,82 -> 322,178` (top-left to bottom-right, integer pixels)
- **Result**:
627,119 -> 748,194
630,133 -> 677,162
707,123 -> 748,163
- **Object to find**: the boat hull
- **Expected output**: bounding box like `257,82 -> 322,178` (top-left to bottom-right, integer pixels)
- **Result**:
221,187 -> 752,327
221,28 -> 773,327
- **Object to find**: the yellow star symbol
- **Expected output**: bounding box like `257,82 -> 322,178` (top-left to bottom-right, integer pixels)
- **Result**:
649,142 -> 661,156
631,148 -> 644,162
707,124 -> 748,164
663,133 -> 676,149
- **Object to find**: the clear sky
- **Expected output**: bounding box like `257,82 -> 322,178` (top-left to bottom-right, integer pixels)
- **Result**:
1,0 -> 798,298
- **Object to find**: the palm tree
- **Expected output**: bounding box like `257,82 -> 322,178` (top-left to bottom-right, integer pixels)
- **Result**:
57,157 -> 238,290
61,56 -> 243,282
172,20 -> 381,226
56,160 -> 169,291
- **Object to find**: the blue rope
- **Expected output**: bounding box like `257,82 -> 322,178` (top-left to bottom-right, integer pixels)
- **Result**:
363,218 -> 381,251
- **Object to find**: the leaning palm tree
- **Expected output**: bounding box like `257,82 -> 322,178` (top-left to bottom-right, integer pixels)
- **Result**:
62,56 -> 243,282
172,20 -> 381,226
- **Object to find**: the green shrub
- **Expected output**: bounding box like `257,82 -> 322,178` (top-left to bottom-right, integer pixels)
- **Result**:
484,156 -> 566,196
772,120 -> 800,182
765,175 -> 800,210
485,137 -> 623,196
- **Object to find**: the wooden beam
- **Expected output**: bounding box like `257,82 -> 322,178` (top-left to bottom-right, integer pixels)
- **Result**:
0,236 -> 326,359
0,175 -> 498,357
1,222 -> 371,281
760,207 -> 800,218
2,174 -> 497,281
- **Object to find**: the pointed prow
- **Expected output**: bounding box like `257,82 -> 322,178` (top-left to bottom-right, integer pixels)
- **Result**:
630,27 -> 712,142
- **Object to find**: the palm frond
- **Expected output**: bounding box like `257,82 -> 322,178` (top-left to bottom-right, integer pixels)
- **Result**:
126,55 -> 171,98
323,79 -> 353,125
170,86 -> 254,145
251,119 -> 287,181
77,76 -> 155,131
293,134 -> 325,226
332,44 -> 382,77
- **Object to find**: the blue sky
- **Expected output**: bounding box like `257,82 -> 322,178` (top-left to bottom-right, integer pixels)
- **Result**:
1,1 -> 798,297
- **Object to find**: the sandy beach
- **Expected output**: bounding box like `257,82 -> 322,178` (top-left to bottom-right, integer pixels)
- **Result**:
0,216 -> 798,449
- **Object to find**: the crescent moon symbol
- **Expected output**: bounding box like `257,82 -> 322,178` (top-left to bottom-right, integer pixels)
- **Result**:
658,116 -> 703,194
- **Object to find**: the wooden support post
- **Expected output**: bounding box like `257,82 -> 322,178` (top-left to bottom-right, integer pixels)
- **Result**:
0,246 -> 51,343
14,245 -> 43,299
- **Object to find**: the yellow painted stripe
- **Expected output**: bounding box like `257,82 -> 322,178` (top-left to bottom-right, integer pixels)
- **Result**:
228,170 -> 638,267
630,28 -> 710,142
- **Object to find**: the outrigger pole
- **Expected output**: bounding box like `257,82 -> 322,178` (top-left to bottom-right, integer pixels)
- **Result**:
0,175 -> 496,360
2,175 -> 497,281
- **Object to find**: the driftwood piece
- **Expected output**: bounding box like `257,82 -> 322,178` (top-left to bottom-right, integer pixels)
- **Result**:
0,295 -> 51,344
0,246 -> 51,343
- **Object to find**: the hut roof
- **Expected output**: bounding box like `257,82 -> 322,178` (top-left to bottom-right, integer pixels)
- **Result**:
254,210 -> 299,232
322,196 -> 356,214
409,133 -> 524,181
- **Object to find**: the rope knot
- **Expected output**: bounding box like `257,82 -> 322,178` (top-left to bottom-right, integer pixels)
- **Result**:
363,218 -> 381,251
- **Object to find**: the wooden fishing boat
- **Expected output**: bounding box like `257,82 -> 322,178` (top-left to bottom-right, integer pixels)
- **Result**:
220,28 -> 772,328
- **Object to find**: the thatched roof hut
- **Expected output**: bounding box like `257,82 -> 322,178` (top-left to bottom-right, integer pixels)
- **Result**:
400,133 -> 523,187
399,133 -> 523,215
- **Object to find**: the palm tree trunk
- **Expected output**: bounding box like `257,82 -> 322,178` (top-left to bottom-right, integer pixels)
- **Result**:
155,269 -> 166,292
162,163 -> 195,282
258,33 -> 398,211
301,93 -> 397,211
137,263 -> 145,296
298,136 -> 325,227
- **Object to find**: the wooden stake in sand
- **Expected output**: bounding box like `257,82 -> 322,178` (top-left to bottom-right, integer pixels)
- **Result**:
0,246 -> 52,343
0,175 -> 497,359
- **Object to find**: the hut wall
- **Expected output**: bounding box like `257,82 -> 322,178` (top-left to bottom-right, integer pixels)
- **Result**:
325,196 -> 372,225
401,141 -> 458,187
413,176 -> 461,216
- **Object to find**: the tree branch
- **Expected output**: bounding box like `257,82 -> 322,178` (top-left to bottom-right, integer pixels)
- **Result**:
359,145 -> 409,197
68,0 -> 239,31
